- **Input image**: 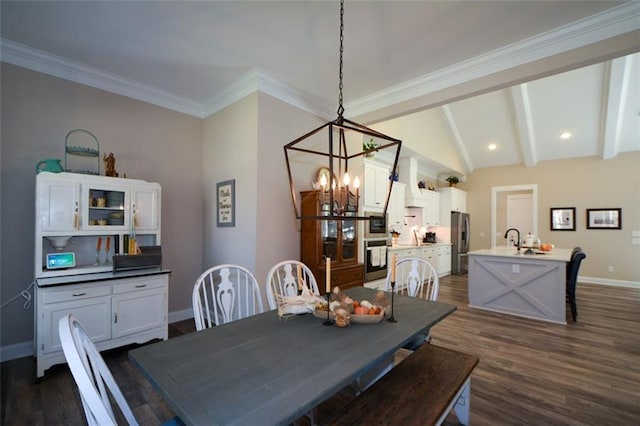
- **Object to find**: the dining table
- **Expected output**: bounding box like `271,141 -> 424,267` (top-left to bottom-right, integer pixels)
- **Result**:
129,286 -> 456,426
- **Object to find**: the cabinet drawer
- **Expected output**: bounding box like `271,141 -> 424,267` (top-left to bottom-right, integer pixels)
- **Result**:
331,265 -> 364,286
113,276 -> 167,294
41,284 -> 111,304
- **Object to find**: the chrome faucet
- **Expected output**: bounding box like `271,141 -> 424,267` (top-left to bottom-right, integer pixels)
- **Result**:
504,228 -> 521,251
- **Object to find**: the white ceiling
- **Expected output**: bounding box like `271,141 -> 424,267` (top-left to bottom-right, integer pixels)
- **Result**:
1,1 -> 639,175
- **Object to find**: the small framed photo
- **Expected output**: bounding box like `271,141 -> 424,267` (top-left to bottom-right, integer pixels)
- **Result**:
586,208 -> 621,230
216,179 -> 235,227
550,207 -> 576,231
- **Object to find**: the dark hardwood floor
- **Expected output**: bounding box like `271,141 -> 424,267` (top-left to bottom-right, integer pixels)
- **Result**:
2,276 -> 639,425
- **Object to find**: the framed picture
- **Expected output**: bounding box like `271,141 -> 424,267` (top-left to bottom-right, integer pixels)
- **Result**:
550,207 -> 576,231
216,179 -> 235,227
586,208 -> 621,230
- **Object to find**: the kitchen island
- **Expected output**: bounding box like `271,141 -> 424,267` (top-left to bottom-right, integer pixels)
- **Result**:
468,246 -> 572,324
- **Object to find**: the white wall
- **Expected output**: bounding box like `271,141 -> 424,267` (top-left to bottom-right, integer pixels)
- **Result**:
203,94 -> 259,273
0,63 -> 204,351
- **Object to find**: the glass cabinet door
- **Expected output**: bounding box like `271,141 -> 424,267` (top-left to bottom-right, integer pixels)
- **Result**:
82,184 -> 128,230
320,201 -> 338,260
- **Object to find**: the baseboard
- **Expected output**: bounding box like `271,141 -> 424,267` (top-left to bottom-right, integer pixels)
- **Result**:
580,276 -> 640,289
1,308 -> 194,363
168,307 -> 193,323
0,340 -> 33,363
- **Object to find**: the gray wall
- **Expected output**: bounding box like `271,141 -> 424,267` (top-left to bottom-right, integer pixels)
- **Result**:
1,64 -> 204,351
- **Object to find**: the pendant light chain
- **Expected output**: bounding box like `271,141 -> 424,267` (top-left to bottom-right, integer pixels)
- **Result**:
337,0 -> 345,119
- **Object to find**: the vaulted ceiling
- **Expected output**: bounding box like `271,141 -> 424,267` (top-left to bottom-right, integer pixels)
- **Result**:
2,1 -> 639,175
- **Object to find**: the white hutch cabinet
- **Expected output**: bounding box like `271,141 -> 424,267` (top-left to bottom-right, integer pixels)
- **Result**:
34,172 -> 168,378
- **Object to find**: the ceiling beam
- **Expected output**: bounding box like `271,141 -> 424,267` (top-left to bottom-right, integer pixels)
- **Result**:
442,105 -> 473,174
510,84 -> 537,167
601,55 -> 632,160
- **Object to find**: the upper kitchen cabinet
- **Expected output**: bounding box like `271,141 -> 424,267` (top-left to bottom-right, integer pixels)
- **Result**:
363,160 -> 390,212
440,187 -> 467,213
37,178 -> 81,232
131,185 -> 161,231
422,190 -> 440,227
388,182 -> 405,230
35,172 -> 162,278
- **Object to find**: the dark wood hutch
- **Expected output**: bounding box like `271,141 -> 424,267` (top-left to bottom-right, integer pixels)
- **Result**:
300,190 -> 364,293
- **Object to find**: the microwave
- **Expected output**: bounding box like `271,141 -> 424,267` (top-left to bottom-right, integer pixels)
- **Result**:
364,211 -> 388,239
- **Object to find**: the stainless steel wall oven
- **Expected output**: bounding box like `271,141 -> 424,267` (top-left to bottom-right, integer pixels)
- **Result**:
364,238 -> 389,282
364,211 -> 388,239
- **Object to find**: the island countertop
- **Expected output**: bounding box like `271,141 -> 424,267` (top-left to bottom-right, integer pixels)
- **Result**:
468,246 -> 572,262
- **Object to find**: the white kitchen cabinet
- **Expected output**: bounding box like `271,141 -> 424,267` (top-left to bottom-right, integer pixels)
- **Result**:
35,273 -> 168,378
363,161 -> 390,212
131,185 -> 161,231
35,172 -> 161,278
437,245 -> 452,277
36,179 -> 81,232
421,246 -> 437,266
388,182 -> 405,230
439,187 -> 467,214
390,247 -> 419,262
422,190 -> 440,227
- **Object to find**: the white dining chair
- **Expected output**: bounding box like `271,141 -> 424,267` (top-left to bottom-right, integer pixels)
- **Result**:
59,313 -> 139,426
357,257 -> 442,393
385,257 -> 439,302
192,264 -> 264,331
265,260 -> 320,310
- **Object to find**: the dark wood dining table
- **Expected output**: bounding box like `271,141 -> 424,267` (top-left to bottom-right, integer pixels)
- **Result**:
129,287 -> 456,425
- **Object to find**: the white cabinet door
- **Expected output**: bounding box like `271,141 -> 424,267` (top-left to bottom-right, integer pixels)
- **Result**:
421,247 -> 437,266
37,179 -> 80,231
132,184 -> 161,231
112,289 -> 165,338
388,182 -> 405,229
437,245 -> 452,276
422,191 -> 440,227
40,289 -> 111,354
364,162 -> 389,211
81,182 -> 129,231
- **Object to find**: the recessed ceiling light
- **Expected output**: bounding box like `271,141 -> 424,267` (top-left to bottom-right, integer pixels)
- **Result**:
488,143 -> 497,150
560,132 -> 572,140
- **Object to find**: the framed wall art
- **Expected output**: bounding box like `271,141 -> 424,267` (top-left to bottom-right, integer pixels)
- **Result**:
586,208 -> 621,230
216,179 -> 235,227
550,207 -> 576,231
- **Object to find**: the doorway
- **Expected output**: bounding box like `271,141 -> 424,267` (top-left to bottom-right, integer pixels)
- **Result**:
491,184 -> 538,247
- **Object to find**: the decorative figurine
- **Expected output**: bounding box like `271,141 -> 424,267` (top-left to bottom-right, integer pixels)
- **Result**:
103,153 -> 118,177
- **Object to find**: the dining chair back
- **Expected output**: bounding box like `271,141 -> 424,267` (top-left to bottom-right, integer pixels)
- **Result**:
265,260 -> 320,310
566,250 -> 586,322
192,264 -> 264,330
58,314 -> 138,426
384,257 -> 439,302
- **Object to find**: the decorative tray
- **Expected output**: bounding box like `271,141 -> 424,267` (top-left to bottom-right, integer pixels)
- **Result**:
312,308 -> 385,324
65,146 -> 99,157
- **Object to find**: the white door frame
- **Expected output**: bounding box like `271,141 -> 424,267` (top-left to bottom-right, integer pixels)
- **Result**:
491,184 -> 538,248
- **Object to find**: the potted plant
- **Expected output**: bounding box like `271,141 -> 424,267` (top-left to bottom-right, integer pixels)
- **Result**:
363,138 -> 378,157
446,176 -> 459,187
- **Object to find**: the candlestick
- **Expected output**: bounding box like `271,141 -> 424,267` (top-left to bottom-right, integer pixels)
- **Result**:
388,253 -> 397,322
325,257 -> 331,293
391,253 -> 396,282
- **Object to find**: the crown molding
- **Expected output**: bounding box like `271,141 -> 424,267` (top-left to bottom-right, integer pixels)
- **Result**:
345,1 -> 640,117
0,38 -> 204,117
1,2 -> 637,120
201,69 -> 334,119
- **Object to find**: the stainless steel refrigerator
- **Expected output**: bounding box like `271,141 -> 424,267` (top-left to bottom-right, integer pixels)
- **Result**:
451,212 -> 470,274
